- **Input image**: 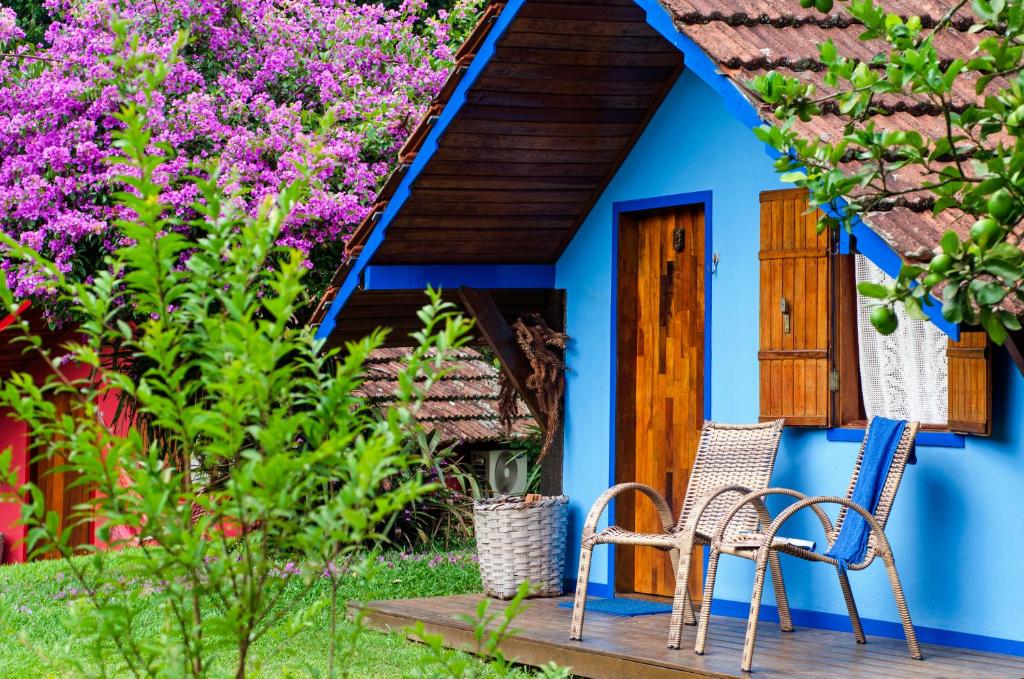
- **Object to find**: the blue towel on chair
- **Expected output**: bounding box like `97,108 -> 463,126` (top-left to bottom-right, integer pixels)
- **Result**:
824,417 -> 911,569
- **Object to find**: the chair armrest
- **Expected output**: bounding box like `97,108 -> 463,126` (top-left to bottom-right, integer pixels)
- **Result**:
759,496 -> 890,564
710,488 -> 835,548
580,483 -> 674,540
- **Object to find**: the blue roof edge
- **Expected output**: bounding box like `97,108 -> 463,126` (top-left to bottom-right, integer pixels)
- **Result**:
315,0 -> 958,342
314,0 -> 528,342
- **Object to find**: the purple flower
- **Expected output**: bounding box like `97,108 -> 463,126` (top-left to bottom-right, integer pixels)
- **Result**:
0,0 -> 479,305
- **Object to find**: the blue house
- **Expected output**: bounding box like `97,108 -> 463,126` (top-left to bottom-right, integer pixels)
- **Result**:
314,0 -> 1024,673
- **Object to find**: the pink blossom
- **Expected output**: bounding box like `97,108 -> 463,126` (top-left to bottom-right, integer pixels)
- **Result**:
0,0 -> 482,305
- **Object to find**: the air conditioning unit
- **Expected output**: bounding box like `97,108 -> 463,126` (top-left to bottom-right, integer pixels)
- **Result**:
473,449 -> 528,497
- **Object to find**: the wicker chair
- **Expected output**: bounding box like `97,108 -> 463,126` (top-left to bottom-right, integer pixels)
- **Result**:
695,420 -> 922,672
569,419 -> 785,648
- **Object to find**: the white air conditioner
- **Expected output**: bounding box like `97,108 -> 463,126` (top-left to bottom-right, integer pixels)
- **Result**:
474,449 -> 528,497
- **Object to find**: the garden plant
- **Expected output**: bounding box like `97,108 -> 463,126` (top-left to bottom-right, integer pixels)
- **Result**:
0,29 -> 479,678
752,0 -> 1024,342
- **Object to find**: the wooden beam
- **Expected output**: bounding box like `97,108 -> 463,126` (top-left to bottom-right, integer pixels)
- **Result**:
539,289 -> 566,497
457,286 -> 546,429
1006,329 -> 1024,378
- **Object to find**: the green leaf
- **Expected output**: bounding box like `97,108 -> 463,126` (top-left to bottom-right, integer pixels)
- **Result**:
903,296 -> 928,321
970,279 -> 1008,305
998,310 -> 1023,331
940,230 -> 961,255
857,282 -> 891,299
981,308 -> 1009,345
980,259 -> 1022,282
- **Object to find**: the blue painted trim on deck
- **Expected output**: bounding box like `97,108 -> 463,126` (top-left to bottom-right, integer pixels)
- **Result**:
361,264 -> 555,291
562,584 -> 1024,656
606,190 -> 714,593
313,0 -> 526,342
826,427 -> 965,449
710,598 -> 1024,657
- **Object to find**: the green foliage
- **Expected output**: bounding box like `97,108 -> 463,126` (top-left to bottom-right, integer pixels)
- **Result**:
750,0 -> 1024,340
383,429 -> 479,548
0,32 -> 474,679
6,0 -> 50,44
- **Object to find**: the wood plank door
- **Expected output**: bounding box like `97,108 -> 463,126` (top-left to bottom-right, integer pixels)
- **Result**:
615,204 -> 705,598
28,392 -> 92,559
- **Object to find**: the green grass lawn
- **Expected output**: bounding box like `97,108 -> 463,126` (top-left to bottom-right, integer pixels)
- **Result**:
0,545 -> 532,678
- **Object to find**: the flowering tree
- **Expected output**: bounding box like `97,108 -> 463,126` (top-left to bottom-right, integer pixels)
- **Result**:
0,0 -> 480,307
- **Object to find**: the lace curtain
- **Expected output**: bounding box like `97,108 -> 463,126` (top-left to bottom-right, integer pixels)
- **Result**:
855,255 -> 948,425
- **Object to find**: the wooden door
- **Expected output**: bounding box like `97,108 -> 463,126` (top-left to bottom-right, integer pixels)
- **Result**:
28,392 -> 92,559
615,204 -> 705,598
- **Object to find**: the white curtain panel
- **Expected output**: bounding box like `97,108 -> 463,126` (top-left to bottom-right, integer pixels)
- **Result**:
855,255 -> 948,425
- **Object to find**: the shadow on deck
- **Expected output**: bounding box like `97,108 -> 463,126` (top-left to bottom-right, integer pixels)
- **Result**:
361,594 -> 1024,678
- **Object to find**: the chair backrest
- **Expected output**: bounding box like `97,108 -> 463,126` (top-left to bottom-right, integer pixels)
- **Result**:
678,420 -> 784,535
831,419 -> 919,567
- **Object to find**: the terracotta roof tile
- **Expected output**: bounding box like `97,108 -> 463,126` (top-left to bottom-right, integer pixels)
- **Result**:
662,0 -> 994,265
355,346 -> 535,446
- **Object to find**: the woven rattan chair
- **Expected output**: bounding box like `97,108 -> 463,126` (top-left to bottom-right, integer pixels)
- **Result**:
695,420 -> 922,672
569,420 -> 785,648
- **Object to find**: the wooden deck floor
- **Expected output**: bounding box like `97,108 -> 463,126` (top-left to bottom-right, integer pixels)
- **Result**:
361,594 -> 1024,678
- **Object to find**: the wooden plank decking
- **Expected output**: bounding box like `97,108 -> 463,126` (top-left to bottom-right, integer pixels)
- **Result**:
361,594 -> 1024,678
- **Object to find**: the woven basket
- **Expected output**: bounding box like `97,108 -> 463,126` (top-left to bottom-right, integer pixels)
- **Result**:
474,495 -> 568,600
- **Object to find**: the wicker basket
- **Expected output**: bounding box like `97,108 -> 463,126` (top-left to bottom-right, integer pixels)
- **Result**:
474,495 -> 568,599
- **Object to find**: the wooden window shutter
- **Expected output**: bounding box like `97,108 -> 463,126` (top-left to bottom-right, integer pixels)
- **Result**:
947,331 -> 992,435
758,189 -> 831,426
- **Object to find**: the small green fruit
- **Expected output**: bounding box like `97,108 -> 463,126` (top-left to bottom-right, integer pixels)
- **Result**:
815,0 -> 833,11
923,272 -> 944,288
970,218 -> 1003,248
799,0 -> 815,7
870,306 -> 899,335
987,188 -> 1015,223
929,253 -> 953,274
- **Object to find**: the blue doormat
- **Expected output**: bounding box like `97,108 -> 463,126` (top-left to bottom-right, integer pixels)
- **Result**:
557,597 -> 673,617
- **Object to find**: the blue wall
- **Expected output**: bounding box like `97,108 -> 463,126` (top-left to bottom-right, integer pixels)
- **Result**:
555,68 -> 1024,649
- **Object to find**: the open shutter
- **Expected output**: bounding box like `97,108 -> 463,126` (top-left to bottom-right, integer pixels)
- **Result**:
758,189 -> 831,426
947,331 -> 992,435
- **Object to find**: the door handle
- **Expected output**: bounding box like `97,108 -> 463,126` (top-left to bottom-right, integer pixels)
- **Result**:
780,297 -> 791,334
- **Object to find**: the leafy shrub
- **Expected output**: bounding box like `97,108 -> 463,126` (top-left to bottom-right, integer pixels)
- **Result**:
0,34 -> 473,677
383,429 -> 478,548
4,1 -> 49,44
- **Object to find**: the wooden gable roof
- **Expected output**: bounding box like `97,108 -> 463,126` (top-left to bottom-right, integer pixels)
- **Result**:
314,0 -> 991,342
357,0 -> 683,266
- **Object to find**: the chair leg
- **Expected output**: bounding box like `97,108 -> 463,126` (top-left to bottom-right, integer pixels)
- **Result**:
684,584 -> 698,626
882,551 -> 923,660
767,551 -> 793,632
836,566 -> 866,644
667,541 -> 694,649
569,544 -> 594,641
740,552 -> 770,673
694,547 -> 721,655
